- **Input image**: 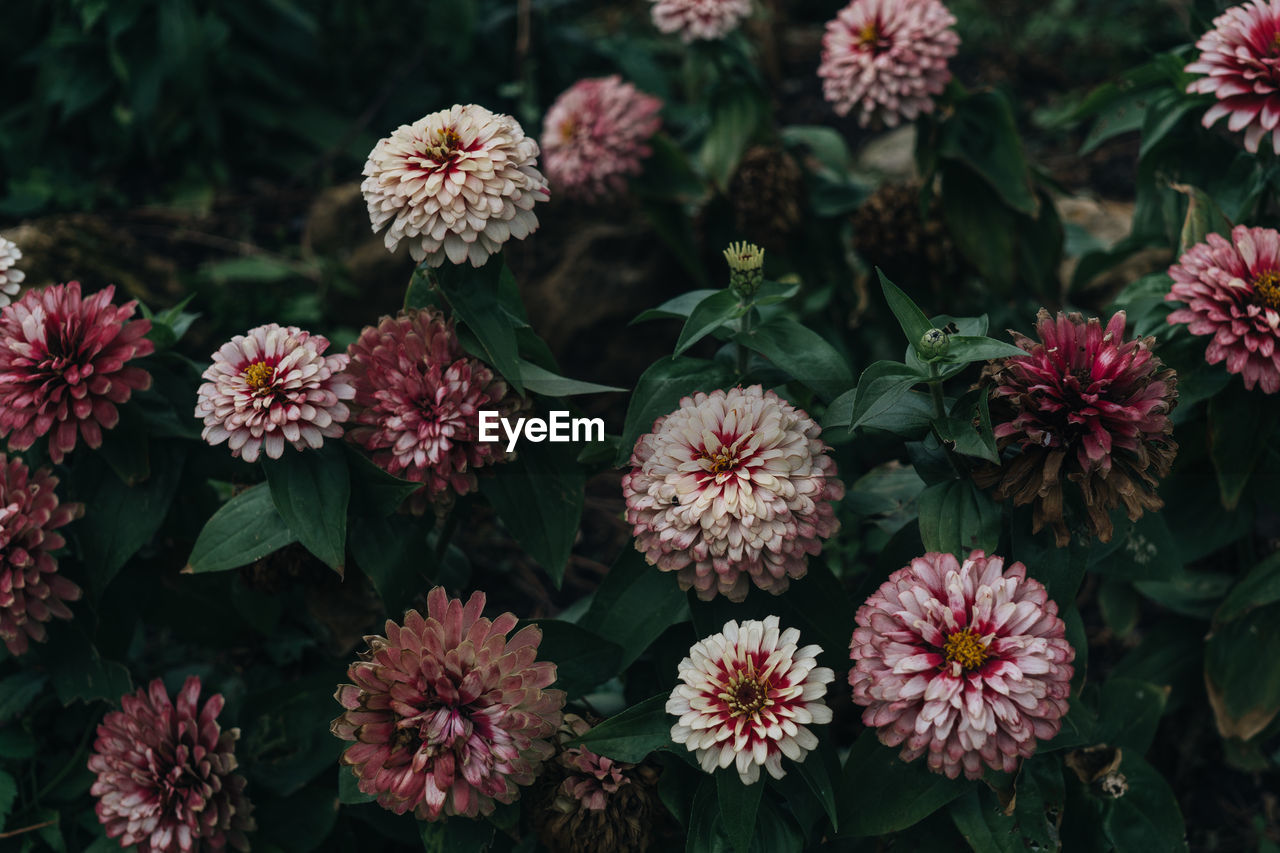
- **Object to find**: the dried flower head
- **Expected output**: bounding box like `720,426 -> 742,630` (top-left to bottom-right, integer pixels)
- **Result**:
332,588 -> 566,820
1167,225 -> 1280,393
196,323 -> 354,463
728,146 -> 805,250
819,0 -> 960,127
0,237 -> 25,308
622,386 -> 844,602
668,615 -> 834,784
0,282 -> 153,463
0,455 -> 82,656
1186,0 -> 1280,153
648,0 -> 752,42
850,551 -> 1074,779
542,76 -> 663,202
975,310 -> 1178,546
362,104 -> 549,267
88,676 -> 255,852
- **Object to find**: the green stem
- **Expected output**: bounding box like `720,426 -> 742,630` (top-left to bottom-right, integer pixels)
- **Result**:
736,306 -> 753,378
35,718 -> 96,803
434,509 -> 460,563
928,362 -> 946,421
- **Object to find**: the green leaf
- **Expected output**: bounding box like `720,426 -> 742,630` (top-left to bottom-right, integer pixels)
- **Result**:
348,513 -> 430,613
616,357 -> 736,466
686,778 -> 722,853
736,315 -> 853,400
262,443 -> 350,573
935,389 -> 999,464
403,266 -> 438,311
1011,754 -> 1065,850
0,671 -> 48,722
514,360 -> 625,396
849,361 -> 925,432
344,447 -> 422,517
433,255 -> 524,394
700,83 -> 767,189
940,164 -> 1018,292
529,619 -> 623,698
675,290 -> 744,357
39,626 -> 132,706
794,741 -> 840,833
1096,677 -> 1169,754
942,336 -> 1027,365
633,290 -> 721,324
0,729 -> 36,760
0,770 -> 15,833
717,770 -> 763,853
479,436 -> 584,587
754,280 -> 800,306
878,269 -> 934,352
1216,551 -> 1280,624
1204,602 -> 1280,740
838,729 -> 966,836
780,125 -> 851,174
580,548 -> 689,668
1171,182 -> 1232,257
917,480 -> 1001,557
950,787 -> 1020,853
569,694 -> 672,763
337,765 -> 374,805
938,90 -> 1038,216
1208,389 -> 1280,509
1100,753 -> 1188,853
186,483 -> 297,574
821,389 -> 856,430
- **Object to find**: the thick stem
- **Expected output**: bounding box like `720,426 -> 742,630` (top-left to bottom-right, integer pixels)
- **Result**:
736,306 -> 753,378
928,362 -> 946,420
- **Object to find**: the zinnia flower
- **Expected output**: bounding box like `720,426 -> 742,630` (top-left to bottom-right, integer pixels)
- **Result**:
0,454 -> 82,656
556,716 -> 629,812
0,282 -> 153,464
361,104 -> 549,267
667,615 -> 834,784
819,0 -> 960,127
331,587 -> 565,820
345,308 -> 520,513
850,551 -> 1074,780
622,385 -> 844,602
0,237 -> 25,308
88,675 -> 255,852
541,76 -> 663,202
1167,225 -> 1280,393
974,310 -> 1178,546
648,0 -> 751,41
196,324 -> 354,463
1186,0 -> 1280,154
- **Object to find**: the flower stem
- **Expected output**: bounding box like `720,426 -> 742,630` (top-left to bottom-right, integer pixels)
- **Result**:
928,362 -> 946,421
737,306 -> 753,378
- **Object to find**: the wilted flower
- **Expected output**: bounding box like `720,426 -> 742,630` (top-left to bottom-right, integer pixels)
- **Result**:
0,237 -> 25,308
850,551 -> 1074,780
88,676 -> 255,853
556,716 -> 629,811
1167,225 -> 1280,393
668,615 -> 834,784
648,0 -> 751,41
1186,0 -> 1280,154
0,282 -> 153,464
345,308 -> 520,513
622,386 -> 844,602
542,76 -> 663,202
331,588 -> 565,820
851,180 -> 962,298
0,455 -> 82,656
196,323 -> 354,463
819,0 -> 960,127
728,146 -> 805,251
362,104 -> 549,267
975,310 -> 1178,546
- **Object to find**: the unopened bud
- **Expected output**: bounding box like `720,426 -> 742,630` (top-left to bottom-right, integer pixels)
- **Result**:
918,327 -> 950,359
723,241 -> 764,299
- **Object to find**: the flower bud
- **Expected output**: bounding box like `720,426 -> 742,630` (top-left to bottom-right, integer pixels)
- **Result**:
723,241 -> 764,299
918,327 -> 950,358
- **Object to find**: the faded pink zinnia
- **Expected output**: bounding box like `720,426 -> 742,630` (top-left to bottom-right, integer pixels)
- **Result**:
648,0 -> 751,41
362,104 -> 549,267
819,0 -> 960,127
1186,0 -> 1280,154
850,551 -> 1075,780
541,76 -> 663,202
345,308 -> 520,514
331,587 -> 566,820
0,237 -> 24,308
0,454 -> 82,656
0,281 -> 153,464
667,615 -> 834,784
88,675 -> 255,853
1168,225 -> 1280,393
557,715 -> 630,812
196,323 -> 354,463
622,385 -> 844,602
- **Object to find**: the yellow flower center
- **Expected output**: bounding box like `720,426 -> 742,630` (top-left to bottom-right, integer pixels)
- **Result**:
242,361 -> 275,390
423,127 -> 462,163
943,628 -> 989,671
1253,270 -> 1280,310
858,20 -> 879,46
704,448 -> 737,475
559,119 -> 577,142
722,668 -> 771,719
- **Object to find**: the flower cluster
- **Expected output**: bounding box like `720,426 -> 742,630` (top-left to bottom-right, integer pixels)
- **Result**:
0,236 -> 25,308
542,76 -> 663,202
1186,0 -> 1280,154
0,281 -> 153,463
850,551 -> 1074,779
648,0 -> 751,42
622,386 -> 844,602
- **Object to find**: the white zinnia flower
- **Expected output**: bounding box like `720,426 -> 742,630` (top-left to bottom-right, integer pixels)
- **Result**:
0,237 -> 25,308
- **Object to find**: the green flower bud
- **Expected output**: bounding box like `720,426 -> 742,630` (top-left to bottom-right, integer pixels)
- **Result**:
918,327 -> 950,359
723,241 -> 764,299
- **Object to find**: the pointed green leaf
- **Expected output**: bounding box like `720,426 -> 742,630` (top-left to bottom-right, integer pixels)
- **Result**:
262,443 -> 349,574
569,694 -> 672,763
717,770 -> 763,853
433,255 -> 524,393
186,482 -> 297,573
878,269 -> 934,351
675,289 -> 744,357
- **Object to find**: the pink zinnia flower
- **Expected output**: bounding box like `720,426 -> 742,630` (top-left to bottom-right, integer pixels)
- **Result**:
1168,225 -> 1280,393
196,323 -> 354,463
648,0 -> 751,41
0,281 -> 153,464
88,675 -> 255,853
541,76 -> 663,202
0,237 -> 24,308
975,310 -> 1178,546
345,308 -> 520,513
622,385 -> 844,602
819,0 -> 960,127
331,588 -> 566,820
558,715 -> 630,812
667,615 -> 834,784
1186,0 -> 1280,154
0,454 -> 82,656
362,104 -> 549,267
850,551 -> 1075,780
